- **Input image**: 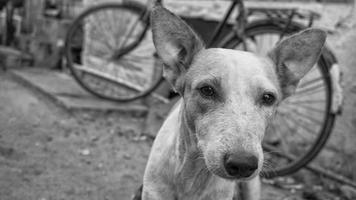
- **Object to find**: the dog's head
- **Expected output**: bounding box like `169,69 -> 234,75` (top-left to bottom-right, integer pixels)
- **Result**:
151,5 -> 326,180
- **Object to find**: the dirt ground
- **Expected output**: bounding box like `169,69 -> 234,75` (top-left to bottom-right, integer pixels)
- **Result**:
0,73 -> 151,200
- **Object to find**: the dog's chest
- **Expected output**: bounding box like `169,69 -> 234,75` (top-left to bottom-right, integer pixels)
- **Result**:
175,173 -> 235,200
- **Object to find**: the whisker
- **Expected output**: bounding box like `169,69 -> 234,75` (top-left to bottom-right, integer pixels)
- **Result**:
263,148 -> 284,155
261,159 -> 277,177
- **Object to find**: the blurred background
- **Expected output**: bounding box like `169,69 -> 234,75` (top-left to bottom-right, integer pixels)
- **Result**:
0,0 -> 355,199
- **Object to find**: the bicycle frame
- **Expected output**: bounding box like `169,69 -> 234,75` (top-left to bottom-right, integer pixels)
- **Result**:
154,0 -> 247,48
206,0 -> 244,47
115,0 -> 317,60
113,0 -> 246,59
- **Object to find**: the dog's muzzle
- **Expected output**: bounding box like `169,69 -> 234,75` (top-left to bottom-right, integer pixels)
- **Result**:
223,152 -> 258,178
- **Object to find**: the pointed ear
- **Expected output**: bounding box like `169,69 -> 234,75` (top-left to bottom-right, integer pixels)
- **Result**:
268,28 -> 326,98
150,4 -> 204,93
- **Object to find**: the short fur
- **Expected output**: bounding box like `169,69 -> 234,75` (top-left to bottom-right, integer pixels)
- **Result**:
143,4 -> 326,200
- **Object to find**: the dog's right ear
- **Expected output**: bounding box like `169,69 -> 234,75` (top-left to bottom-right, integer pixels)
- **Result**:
151,4 -> 204,93
268,28 -> 326,98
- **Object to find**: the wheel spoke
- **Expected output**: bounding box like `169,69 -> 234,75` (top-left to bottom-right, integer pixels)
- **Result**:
87,17 -> 115,51
279,106 -> 323,125
271,115 -> 294,154
100,10 -> 123,47
104,9 -> 117,38
293,86 -> 325,98
294,83 -> 325,96
118,11 -> 145,49
298,76 -> 323,88
281,113 -> 310,147
283,103 -> 325,114
286,98 -> 325,105
280,110 -> 318,137
89,14 -> 114,48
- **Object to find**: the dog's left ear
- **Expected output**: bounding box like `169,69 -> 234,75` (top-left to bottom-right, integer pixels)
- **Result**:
151,4 -> 205,93
268,28 -> 326,98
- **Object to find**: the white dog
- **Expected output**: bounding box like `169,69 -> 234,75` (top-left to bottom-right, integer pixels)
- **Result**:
143,4 -> 326,200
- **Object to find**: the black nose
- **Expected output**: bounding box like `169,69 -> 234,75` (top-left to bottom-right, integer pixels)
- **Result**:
224,153 -> 258,178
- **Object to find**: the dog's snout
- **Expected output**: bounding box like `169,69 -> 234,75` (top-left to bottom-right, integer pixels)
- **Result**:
224,153 -> 258,178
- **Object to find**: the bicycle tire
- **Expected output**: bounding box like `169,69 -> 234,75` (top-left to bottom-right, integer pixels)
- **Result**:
65,2 -> 163,102
221,19 -> 336,178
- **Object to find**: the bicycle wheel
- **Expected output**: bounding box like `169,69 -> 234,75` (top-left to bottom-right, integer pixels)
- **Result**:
222,20 -> 336,178
65,2 -> 163,102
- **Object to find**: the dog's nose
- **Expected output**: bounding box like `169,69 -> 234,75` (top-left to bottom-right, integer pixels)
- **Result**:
224,153 -> 258,178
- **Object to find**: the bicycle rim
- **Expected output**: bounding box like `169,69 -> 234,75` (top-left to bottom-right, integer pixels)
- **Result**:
65,2 -> 163,102
222,20 -> 336,178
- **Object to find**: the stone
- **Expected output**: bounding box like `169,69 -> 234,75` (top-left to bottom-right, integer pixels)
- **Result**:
340,185 -> 356,199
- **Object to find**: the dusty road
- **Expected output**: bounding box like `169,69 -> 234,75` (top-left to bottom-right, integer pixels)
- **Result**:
0,73 -> 150,200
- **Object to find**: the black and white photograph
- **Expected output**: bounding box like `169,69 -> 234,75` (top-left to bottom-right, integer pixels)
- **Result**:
0,0 -> 354,199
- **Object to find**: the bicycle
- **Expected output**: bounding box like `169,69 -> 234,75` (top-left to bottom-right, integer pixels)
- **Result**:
0,0 -> 23,46
65,0 -> 340,178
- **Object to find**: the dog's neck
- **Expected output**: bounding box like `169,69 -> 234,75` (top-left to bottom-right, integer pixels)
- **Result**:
177,104 -> 199,161
173,101 -> 214,194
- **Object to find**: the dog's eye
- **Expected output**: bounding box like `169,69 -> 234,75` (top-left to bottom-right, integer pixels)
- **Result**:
261,92 -> 276,106
199,86 -> 215,97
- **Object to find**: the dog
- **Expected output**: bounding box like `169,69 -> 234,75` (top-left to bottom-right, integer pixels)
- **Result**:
142,3 -> 326,200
